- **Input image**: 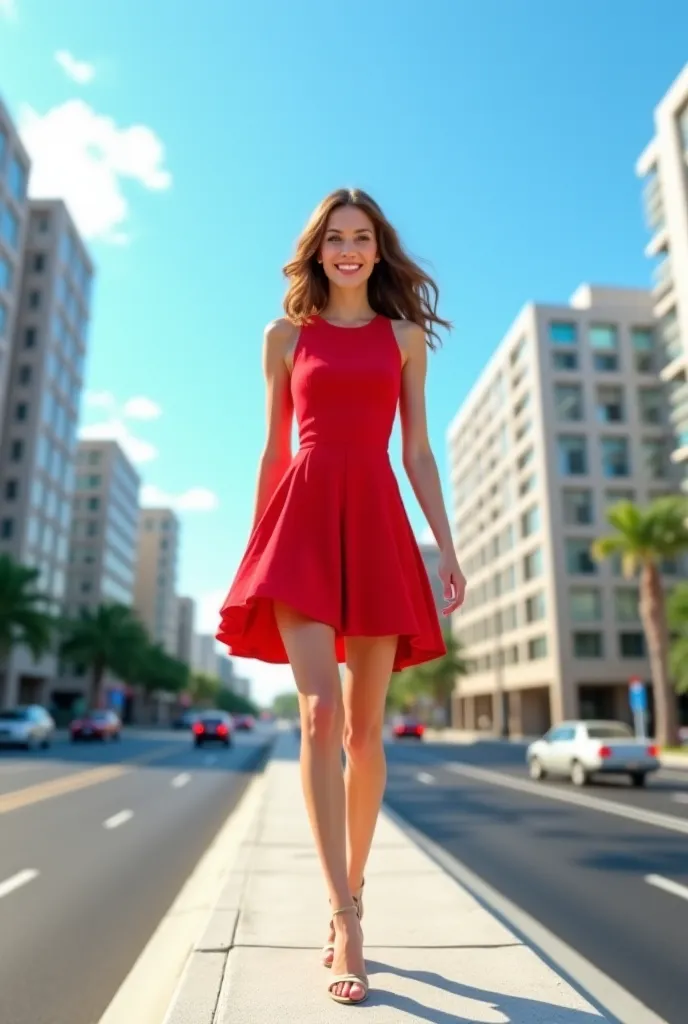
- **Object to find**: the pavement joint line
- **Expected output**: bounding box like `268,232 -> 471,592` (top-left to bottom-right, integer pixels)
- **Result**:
104,810 -> 134,830
645,873 -> 688,903
445,762 -> 688,836
0,868 -> 39,900
383,801 -> 670,1024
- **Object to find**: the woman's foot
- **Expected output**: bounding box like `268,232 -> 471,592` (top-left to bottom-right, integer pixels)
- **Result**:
322,880 -> 364,968
329,906 -> 368,1004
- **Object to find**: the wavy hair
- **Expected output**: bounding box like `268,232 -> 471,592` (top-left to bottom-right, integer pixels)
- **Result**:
282,188 -> 451,349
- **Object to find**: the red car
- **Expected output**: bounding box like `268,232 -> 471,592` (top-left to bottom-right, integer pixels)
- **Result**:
70,710 -> 122,742
392,716 -> 425,740
233,714 -> 255,732
192,712 -> 233,748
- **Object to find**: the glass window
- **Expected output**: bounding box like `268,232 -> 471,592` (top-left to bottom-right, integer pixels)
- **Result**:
615,588 -> 640,622
528,636 -> 548,660
1,204 -> 19,249
590,324 -> 618,350
570,587 -> 602,621
525,592 -> 546,623
10,439 -> 23,462
0,302 -> 6,336
18,364 -> 31,385
0,518 -> 13,539
632,327 -> 654,352
573,632 -> 604,657
642,439 -> 666,480
596,385 -> 624,423
638,389 -> 663,425
521,504 -> 540,538
552,350 -> 578,371
4,479 -> 17,500
558,435 -> 587,475
519,473 -> 537,496
15,402 -> 28,422
24,327 -> 37,349
0,254 -> 12,291
563,489 -> 593,525
550,322 -> 577,345
555,384 -> 584,421
566,539 -> 596,575
523,548 -> 543,581
8,157 -> 28,202
620,632 -> 645,657
601,437 -> 630,478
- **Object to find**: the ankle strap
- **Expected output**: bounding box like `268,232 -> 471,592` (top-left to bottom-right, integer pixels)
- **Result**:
331,905 -> 358,918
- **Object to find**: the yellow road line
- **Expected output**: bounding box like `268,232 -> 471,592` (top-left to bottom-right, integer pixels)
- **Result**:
0,743 -> 184,815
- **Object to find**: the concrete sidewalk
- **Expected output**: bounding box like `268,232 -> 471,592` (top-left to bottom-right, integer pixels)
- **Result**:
163,734 -> 607,1023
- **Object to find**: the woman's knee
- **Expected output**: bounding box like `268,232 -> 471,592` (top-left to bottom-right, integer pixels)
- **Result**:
343,718 -> 384,761
302,692 -> 342,748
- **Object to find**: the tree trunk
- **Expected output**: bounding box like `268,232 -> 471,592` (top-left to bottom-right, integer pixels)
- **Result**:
640,562 -> 679,747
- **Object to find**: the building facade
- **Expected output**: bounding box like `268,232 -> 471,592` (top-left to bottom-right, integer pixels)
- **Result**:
175,595 -> 195,666
192,632 -> 218,678
133,507 -> 179,654
448,285 -> 681,737
636,64 -> 688,487
0,198 -> 93,706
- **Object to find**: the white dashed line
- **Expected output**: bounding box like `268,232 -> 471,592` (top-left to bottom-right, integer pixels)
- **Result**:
671,793 -> 688,804
416,771 -> 435,785
0,869 -> 39,900
104,810 -> 133,830
171,773 -> 191,788
646,873 -> 688,903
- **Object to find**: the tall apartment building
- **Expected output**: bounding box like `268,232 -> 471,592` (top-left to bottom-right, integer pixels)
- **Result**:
0,98 -> 31,427
636,64 -> 688,486
0,199 -> 93,707
133,507 -> 179,654
175,595 -> 196,665
192,632 -> 218,677
418,541 -> 444,618
448,285 -> 681,737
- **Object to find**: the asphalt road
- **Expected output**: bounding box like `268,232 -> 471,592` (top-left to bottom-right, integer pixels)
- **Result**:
0,726 -> 273,1024
384,737 -> 688,1024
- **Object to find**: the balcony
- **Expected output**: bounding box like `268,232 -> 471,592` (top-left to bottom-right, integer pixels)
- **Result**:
652,255 -> 673,299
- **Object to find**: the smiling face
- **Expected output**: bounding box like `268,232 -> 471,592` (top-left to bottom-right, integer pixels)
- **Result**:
319,204 -> 379,289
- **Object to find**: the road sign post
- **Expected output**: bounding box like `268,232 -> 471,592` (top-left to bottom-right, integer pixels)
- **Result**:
629,677 -> 647,740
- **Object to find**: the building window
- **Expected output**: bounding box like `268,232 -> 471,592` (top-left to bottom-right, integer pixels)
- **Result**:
573,631 -> 604,657
87,496 -> 100,510
596,385 -> 624,423
638,388 -> 663,425
601,437 -> 630,478
525,592 -> 546,623
8,157 -> 28,202
563,489 -> 593,525
590,324 -> 619,371
528,636 -> 548,660
28,290 -> 41,310
510,336 -> 527,365
4,479 -> 17,500
521,504 -> 540,538
18,364 -> 32,386
87,450 -> 101,466
552,350 -> 578,371
642,439 -> 666,480
32,253 -> 46,273
0,518 -> 13,539
523,548 -> 543,581
558,435 -> 587,475
519,473 -> 536,497
570,587 -> 602,621
517,447 -> 533,471
0,254 -> 12,292
1,204 -> 19,249
15,402 -> 28,422
24,327 -> 37,349
566,539 -> 596,575
615,588 -> 640,622
10,439 -> 23,462
620,632 -> 645,658
554,384 -> 584,422
549,322 -> 577,345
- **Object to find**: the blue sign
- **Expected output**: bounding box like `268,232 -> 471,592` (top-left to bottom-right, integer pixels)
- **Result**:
629,680 -> 647,713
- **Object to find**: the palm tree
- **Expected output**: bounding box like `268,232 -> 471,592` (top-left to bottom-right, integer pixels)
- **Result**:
0,555 -> 54,705
135,643 -> 189,698
388,629 -> 468,722
667,582 -> 688,696
60,603 -> 148,707
592,496 -> 688,747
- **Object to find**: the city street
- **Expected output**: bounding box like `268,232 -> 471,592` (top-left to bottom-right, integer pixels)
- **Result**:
0,726 -> 272,1024
384,737 -> 688,1024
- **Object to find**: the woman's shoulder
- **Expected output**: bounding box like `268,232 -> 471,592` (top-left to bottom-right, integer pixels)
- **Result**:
264,317 -> 301,352
389,318 -> 426,352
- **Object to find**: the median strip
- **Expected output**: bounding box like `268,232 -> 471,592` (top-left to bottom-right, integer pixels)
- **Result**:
0,869 -> 39,900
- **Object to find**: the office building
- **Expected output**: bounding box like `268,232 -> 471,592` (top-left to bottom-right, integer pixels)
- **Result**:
133,507 -> 179,654
418,540 -> 445,618
0,199 -> 93,706
192,632 -> 218,678
0,97 -> 31,429
217,653 -> 235,690
175,595 -> 195,666
448,285 -> 681,737
636,64 -> 688,486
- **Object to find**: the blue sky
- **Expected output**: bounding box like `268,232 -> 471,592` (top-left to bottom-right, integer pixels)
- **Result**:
1,1 -> 687,704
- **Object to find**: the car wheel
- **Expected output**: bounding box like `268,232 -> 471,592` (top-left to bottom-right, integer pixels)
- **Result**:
41,738 -> 51,750
529,757 -> 546,781
570,760 -> 589,787
630,772 -> 647,787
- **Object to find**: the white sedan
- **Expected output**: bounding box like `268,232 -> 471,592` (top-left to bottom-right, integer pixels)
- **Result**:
0,705 -> 55,750
526,719 -> 660,788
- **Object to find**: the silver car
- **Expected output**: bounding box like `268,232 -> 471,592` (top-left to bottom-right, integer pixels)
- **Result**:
0,705 -> 55,750
526,719 -> 660,787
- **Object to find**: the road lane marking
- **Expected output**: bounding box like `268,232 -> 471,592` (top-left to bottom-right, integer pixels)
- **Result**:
446,763 -> 688,836
104,810 -> 133,830
416,771 -> 435,785
671,793 -> 688,804
171,773 -> 191,788
0,869 -> 39,900
646,874 -> 688,903
0,743 -> 183,816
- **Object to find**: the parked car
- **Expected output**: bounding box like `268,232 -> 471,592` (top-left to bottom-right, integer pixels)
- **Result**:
526,719 -> 660,787
70,709 -> 122,742
172,709 -> 199,730
192,711 -> 233,748
0,705 -> 55,750
233,714 -> 255,732
391,715 -> 425,740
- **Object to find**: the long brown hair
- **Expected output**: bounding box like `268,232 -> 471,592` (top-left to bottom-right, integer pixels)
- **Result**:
283,188 -> 451,349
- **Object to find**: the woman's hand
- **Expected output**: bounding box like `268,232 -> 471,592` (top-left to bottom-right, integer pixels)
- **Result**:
438,546 -> 466,617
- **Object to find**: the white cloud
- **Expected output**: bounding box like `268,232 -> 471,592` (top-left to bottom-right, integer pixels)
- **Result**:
140,484 -> 219,513
0,0 -> 17,20
55,50 -> 95,84
122,396 -> 162,420
18,99 -> 171,243
79,418 -> 158,464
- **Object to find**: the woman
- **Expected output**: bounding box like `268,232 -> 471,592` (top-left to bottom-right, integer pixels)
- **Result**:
217,188 -> 466,1006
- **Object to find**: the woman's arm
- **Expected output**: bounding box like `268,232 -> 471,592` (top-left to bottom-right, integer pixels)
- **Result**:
397,321 -> 466,615
250,319 -> 296,530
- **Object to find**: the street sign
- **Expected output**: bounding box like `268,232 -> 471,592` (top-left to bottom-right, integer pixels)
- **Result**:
629,678 -> 648,739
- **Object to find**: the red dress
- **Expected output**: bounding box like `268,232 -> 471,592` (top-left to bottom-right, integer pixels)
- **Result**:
216,314 -> 446,671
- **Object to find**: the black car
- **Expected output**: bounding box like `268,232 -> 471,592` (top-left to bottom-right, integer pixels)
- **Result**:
192,712 -> 233,747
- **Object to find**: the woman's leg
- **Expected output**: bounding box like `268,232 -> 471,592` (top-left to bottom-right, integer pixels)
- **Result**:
274,603 -> 365,1002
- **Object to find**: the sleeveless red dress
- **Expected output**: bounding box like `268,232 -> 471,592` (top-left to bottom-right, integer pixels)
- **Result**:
216,314 -> 446,671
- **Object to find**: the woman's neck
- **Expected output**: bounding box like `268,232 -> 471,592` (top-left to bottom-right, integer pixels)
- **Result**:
323,286 -> 375,325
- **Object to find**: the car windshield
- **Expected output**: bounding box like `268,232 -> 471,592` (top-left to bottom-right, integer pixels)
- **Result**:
88,712 -> 110,721
0,709 -> 29,720
586,723 -> 634,739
